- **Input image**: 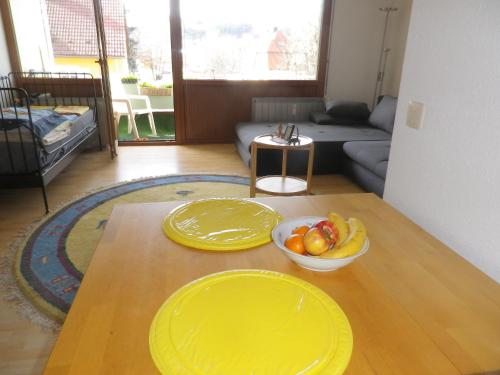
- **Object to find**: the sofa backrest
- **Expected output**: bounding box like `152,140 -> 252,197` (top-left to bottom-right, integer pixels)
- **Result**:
369,96 -> 398,134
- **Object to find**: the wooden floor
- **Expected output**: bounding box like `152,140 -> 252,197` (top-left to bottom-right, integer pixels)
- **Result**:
0,144 -> 362,375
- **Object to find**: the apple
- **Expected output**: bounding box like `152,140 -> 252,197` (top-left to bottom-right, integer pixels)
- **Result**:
303,227 -> 331,255
313,220 -> 339,246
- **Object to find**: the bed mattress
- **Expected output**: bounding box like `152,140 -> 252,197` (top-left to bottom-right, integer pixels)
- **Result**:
0,109 -> 97,174
43,109 -> 95,153
0,107 -> 94,150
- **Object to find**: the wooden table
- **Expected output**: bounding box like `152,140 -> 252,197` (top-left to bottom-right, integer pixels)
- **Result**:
250,135 -> 315,197
43,194 -> 500,375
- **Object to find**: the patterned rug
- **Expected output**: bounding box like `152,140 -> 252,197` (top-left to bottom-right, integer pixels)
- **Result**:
8,175 -> 249,327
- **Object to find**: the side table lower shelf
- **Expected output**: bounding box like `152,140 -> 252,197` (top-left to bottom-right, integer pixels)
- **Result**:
255,176 -> 307,196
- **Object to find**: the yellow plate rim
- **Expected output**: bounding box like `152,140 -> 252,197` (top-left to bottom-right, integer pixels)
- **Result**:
162,198 -> 282,251
149,269 -> 353,375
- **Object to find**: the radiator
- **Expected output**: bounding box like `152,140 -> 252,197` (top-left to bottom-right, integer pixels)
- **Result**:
252,97 -> 325,122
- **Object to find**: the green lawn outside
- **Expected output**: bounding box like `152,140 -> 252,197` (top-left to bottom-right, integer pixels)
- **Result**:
117,112 -> 175,141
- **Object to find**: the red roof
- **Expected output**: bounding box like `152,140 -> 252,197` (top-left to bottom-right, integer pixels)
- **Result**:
46,0 -> 127,58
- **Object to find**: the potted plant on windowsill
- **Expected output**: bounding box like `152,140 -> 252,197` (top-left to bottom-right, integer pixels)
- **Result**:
121,75 -> 139,95
139,82 -> 173,110
139,82 -> 173,97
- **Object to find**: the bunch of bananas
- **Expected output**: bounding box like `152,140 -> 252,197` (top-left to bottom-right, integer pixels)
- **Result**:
319,213 -> 367,259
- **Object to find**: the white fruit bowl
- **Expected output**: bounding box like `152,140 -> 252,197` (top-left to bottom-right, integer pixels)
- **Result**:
272,216 -> 369,272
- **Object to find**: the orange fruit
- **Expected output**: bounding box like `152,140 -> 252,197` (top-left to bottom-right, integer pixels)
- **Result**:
284,234 -> 306,255
292,225 -> 310,236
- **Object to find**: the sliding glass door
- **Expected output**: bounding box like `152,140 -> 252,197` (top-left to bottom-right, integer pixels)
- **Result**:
114,0 -> 176,143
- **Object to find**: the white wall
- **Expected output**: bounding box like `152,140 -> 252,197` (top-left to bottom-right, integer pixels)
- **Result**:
0,6 -> 11,75
325,0 -> 412,107
384,0 -> 500,282
9,0 -> 53,71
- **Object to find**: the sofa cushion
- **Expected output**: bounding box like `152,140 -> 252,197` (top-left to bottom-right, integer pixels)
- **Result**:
235,122 -> 391,175
325,100 -> 370,122
368,96 -> 397,134
235,122 -> 391,149
309,111 -> 368,126
343,140 -> 391,179
235,122 -> 392,175
309,111 -> 336,125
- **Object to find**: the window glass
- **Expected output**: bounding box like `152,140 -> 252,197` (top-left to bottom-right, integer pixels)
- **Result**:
181,0 -> 324,80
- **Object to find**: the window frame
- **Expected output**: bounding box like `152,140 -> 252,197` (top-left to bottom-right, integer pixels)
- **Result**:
175,0 -> 333,85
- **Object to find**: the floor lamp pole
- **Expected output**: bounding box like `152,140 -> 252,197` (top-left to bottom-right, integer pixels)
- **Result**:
372,7 -> 398,109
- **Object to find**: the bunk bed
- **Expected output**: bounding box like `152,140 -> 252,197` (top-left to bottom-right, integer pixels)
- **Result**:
0,72 -> 102,213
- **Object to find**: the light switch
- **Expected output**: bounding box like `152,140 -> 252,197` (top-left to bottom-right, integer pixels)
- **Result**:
406,101 -> 425,129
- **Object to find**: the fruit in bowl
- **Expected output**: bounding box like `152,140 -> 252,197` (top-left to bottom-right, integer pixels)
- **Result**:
292,225 -> 310,236
273,213 -> 369,271
284,234 -> 306,255
284,213 -> 366,259
302,220 -> 338,255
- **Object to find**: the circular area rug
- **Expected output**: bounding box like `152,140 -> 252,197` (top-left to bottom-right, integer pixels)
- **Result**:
10,175 -> 249,326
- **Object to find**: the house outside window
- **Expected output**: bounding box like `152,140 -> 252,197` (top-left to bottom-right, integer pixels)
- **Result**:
45,0 -> 128,78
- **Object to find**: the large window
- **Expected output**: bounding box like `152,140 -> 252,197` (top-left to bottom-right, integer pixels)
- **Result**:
180,0 -> 324,80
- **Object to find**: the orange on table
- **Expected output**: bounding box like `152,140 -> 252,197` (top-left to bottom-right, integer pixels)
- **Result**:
284,234 -> 306,255
292,225 -> 310,236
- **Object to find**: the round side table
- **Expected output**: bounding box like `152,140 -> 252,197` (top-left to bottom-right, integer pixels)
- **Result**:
250,135 -> 315,197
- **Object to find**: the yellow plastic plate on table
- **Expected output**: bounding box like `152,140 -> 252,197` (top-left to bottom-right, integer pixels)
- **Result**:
149,270 -> 353,375
162,198 -> 282,251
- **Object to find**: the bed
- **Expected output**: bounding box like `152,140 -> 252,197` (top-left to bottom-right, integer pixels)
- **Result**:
0,72 -> 102,213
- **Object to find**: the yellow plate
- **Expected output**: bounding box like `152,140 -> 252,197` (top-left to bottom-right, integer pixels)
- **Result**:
150,270 -> 353,375
162,198 -> 282,251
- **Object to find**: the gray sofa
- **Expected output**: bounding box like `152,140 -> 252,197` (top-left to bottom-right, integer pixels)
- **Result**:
235,96 -> 397,196
341,96 -> 396,196
342,140 -> 391,197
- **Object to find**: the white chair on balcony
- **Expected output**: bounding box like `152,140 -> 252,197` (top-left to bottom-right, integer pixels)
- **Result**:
112,95 -> 157,140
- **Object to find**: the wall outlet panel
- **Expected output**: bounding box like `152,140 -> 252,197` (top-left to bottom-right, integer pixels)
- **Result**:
406,101 -> 425,129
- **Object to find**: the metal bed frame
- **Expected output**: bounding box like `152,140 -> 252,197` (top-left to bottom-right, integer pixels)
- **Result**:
0,72 -> 102,213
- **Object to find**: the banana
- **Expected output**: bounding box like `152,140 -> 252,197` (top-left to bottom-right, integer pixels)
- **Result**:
327,212 -> 349,247
320,217 -> 366,259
